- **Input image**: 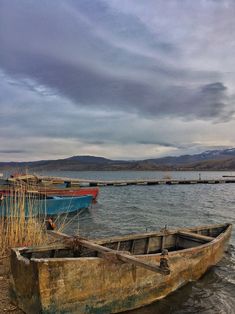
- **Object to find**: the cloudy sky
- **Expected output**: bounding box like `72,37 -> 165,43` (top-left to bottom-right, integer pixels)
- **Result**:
0,0 -> 235,161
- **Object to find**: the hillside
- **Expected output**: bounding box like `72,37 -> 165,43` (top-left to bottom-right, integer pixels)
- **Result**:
0,149 -> 235,172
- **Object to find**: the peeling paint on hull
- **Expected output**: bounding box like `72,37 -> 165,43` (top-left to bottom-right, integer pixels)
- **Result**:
10,223 -> 232,314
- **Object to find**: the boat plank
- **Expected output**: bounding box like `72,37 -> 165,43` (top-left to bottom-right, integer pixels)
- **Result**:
44,232 -> 170,274
178,231 -> 214,242
22,243 -> 69,254
65,237 -> 170,275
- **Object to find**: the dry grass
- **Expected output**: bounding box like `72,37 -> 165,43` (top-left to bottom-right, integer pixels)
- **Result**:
0,177 -> 84,260
0,182 -> 49,258
0,179 -> 82,313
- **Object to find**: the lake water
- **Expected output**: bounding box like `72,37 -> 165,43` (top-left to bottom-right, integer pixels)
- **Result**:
43,170 -> 235,314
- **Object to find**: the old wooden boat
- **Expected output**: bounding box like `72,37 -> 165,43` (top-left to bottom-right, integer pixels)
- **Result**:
1,195 -> 93,217
10,223 -> 232,314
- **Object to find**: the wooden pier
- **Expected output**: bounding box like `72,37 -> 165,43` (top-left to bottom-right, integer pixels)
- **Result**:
37,176 -> 235,187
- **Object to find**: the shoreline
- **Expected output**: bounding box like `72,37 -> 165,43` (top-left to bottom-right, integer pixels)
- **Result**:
0,259 -> 22,313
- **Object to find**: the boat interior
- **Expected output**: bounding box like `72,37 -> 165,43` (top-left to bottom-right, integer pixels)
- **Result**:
19,224 -> 230,261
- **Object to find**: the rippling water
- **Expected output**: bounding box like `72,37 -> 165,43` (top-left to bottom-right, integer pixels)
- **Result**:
44,171 -> 235,314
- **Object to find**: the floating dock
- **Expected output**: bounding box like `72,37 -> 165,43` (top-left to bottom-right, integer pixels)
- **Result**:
38,176 -> 235,187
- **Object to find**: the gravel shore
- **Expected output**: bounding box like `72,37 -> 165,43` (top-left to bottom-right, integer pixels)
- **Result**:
0,260 -> 23,314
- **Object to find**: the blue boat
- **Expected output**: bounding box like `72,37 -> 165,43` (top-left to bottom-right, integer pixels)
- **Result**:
37,195 -> 93,216
0,195 -> 93,217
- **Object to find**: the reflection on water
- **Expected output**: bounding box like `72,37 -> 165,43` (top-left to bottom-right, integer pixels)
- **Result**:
49,171 -> 235,314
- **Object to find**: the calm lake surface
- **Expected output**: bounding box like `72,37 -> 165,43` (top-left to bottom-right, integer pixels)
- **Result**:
42,170 -> 235,314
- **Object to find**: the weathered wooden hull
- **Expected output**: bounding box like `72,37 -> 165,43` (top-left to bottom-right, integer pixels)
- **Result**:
10,223 -> 232,314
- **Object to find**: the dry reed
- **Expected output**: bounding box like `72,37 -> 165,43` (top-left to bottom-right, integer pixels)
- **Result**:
0,181 -> 49,258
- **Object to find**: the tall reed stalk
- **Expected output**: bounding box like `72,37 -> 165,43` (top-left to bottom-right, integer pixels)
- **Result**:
0,182 -> 49,258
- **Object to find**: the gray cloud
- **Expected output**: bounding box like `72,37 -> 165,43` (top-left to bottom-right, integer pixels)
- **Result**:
0,150 -> 27,154
0,0 -> 235,161
0,0 -> 234,122
195,82 -> 232,120
136,140 -> 180,148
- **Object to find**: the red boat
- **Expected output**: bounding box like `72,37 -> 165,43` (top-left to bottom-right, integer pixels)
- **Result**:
36,187 -> 99,201
0,187 -> 99,202
1,175 -> 99,201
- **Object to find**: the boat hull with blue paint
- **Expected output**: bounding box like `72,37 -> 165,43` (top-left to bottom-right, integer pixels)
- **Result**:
0,195 -> 93,217
37,195 -> 93,216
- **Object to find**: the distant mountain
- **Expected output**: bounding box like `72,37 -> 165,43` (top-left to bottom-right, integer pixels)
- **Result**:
146,148 -> 235,166
1,149 -> 235,172
66,156 -> 112,164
